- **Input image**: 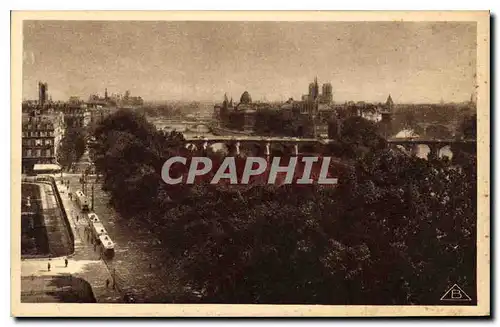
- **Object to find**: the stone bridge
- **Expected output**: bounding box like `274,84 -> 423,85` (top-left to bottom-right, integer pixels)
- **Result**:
184,135 -> 476,160
184,135 -> 327,156
409,122 -> 458,139
387,138 -> 476,160
184,123 -> 214,134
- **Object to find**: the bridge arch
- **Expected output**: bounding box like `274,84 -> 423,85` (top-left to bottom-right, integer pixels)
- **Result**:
186,123 -> 212,134
185,140 -> 235,156
413,143 -> 454,160
185,143 -> 198,151
438,145 -> 453,160
388,141 -> 454,161
416,144 -> 431,159
207,141 -> 231,155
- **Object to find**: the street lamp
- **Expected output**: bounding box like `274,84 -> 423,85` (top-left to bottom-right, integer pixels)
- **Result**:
80,172 -> 85,194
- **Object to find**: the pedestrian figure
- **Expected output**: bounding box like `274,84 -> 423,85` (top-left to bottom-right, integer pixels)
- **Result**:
47,262 -> 51,271
106,279 -> 110,288
76,215 -> 79,222
64,258 -> 68,267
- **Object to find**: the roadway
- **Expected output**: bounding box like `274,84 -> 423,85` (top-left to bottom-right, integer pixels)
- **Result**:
21,178 -> 122,303
64,173 -> 192,303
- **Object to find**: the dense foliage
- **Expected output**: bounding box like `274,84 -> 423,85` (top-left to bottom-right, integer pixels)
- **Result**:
253,109 -> 312,137
327,116 -> 387,159
57,127 -> 86,169
459,114 -> 477,139
92,109 -> 477,304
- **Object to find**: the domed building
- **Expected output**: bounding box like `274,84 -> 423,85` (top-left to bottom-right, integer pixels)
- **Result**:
240,91 -> 252,104
237,91 -> 256,132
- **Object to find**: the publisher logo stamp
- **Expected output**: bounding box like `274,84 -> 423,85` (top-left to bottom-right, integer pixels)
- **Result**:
440,284 -> 472,301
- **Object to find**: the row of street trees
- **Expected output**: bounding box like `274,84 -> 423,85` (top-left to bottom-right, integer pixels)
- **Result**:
56,128 -> 86,170
91,109 -> 477,304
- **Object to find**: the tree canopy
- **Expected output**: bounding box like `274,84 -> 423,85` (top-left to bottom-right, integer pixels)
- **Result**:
57,127 -> 86,170
328,116 -> 387,159
92,109 -> 477,304
459,114 -> 477,139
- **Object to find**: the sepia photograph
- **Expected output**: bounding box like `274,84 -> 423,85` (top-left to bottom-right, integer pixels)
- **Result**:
11,11 -> 490,317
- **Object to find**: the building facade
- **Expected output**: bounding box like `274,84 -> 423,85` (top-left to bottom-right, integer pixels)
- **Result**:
302,78 -> 333,104
22,112 -> 65,172
88,105 -> 114,126
63,105 -> 91,128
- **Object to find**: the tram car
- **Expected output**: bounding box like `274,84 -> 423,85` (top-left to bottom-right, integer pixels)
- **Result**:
91,222 -> 108,240
98,234 -> 115,257
75,190 -> 90,212
87,212 -> 100,226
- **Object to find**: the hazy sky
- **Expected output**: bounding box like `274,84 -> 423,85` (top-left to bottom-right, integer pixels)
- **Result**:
23,21 -> 477,103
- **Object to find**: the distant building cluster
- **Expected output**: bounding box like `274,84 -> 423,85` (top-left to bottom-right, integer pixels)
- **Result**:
21,83 -> 127,172
88,88 -> 144,107
346,95 -> 394,123
213,78 -> 394,138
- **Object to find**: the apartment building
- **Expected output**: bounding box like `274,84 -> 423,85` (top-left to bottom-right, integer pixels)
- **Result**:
21,112 -> 64,173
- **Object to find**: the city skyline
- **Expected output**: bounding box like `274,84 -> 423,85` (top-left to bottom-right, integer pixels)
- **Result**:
23,21 -> 477,104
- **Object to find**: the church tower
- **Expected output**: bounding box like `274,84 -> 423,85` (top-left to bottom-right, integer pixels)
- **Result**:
385,94 -> 394,111
313,77 -> 319,100
308,77 -> 320,101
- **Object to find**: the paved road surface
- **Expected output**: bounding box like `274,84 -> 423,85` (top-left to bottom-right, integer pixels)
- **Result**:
21,178 -> 121,303
65,174 -> 189,303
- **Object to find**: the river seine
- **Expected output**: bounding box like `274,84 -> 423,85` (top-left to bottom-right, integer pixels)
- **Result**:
147,117 -> 453,160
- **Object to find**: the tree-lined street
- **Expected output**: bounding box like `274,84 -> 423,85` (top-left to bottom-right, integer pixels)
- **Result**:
21,177 -> 121,303
63,173 -> 191,302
